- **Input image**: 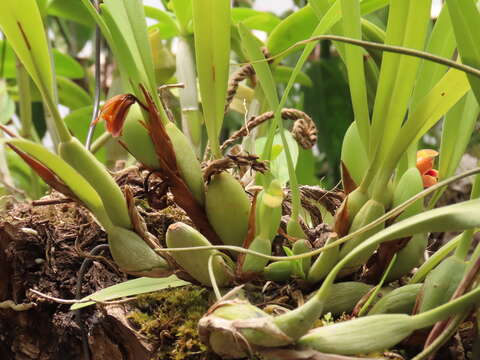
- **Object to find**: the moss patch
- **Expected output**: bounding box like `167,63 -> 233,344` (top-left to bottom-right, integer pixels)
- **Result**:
128,285 -> 220,360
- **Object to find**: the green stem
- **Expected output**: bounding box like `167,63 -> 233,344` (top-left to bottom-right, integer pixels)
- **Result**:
358,254 -> 397,316
90,132 -> 112,154
16,60 -> 36,141
254,35 -> 480,80
409,234 -> 462,284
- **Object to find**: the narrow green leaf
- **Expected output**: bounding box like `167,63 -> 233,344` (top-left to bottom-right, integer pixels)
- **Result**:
439,91 -> 479,180
192,0 -> 231,158
6,138 -> 105,218
0,0 -> 70,143
428,91 -> 479,207
370,0 -> 432,163
57,76 -> 91,110
0,0 -> 54,99
394,69 -> 470,156
171,0 -> 193,34
340,0 -> 370,152
446,0 -> 480,102
100,6 -> 149,96
70,275 -> 190,310
117,0 -> 157,94
410,4 -> 456,107
0,41 -> 85,79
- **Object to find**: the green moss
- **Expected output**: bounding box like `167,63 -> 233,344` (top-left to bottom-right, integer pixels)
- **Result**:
128,285 -> 220,360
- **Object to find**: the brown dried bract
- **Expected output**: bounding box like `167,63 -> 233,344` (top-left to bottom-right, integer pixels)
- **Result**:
137,84 -> 223,246
94,94 -> 137,137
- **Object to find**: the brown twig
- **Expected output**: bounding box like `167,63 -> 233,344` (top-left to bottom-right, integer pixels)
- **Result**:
225,64 -> 256,114
221,108 -> 317,150
203,151 -> 268,183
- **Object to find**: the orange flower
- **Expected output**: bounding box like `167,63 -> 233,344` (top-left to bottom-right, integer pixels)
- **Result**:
416,149 -> 439,188
93,94 -> 137,137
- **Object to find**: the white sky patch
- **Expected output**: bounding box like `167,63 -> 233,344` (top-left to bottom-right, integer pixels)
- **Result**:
253,0 -> 295,15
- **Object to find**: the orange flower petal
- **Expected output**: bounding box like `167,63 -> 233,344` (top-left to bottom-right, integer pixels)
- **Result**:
95,94 -> 136,137
416,149 -> 439,175
416,157 -> 434,175
417,149 -> 439,159
422,174 -> 438,188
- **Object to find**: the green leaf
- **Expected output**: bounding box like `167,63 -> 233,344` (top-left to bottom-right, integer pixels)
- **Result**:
145,6 -> 179,39
232,8 -> 280,33
267,0 -> 389,57
171,0 -> 193,34
100,5 -> 149,98
446,0 -> 480,103
48,0 -> 94,27
70,275 -> 190,310
0,0 -> 54,99
393,69 -> 470,158
370,0 -> 432,166
273,66 -> 313,87
439,91 -> 479,180
255,131 -> 299,186
340,0 -> 370,152
103,0 -> 157,100
267,5 -> 317,57
192,0 -> 231,158
6,138 -> 105,217
410,4 -> 456,107
57,76 -> 91,110
0,41 -> 85,79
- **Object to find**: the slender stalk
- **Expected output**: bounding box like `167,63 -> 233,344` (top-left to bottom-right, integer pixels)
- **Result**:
410,234 -> 462,284
208,253 -> 222,301
358,254 -> 397,316
250,35 -> 480,80
86,0 -> 102,151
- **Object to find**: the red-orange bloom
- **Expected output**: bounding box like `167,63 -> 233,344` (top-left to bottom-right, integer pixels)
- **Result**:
416,149 -> 439,188
93,94 -> 136,137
